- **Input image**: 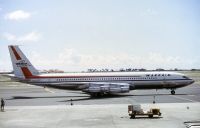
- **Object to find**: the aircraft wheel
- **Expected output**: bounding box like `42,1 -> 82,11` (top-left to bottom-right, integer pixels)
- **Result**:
130,115 -> 135,119
171,90 -> 175,95
90,93 -> 97,97
148,114 -> 153,118
90,93 -> 103,97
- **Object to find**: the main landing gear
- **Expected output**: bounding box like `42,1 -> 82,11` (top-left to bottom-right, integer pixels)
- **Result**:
171,89 -> 175,95
90,92 -> 105,97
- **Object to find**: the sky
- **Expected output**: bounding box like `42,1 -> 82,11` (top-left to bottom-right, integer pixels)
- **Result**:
0,0 -> 200,72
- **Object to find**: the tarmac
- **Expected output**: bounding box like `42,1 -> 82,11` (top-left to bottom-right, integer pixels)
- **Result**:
0,76 -> 200,128
0,103 -> 200,128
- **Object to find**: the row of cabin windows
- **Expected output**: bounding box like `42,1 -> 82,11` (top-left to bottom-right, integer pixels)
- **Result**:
146,74 -> 171,77
56,77 -> 161,81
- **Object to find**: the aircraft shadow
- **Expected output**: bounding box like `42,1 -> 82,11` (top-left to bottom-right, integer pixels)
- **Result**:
129,116 -> 163,119
58,94 -> 131,102
58,93 -> 192,102
129,93 -> 188,96
7,93 -> 133,102
6,93 -> 192,102
7,95 -> 89,100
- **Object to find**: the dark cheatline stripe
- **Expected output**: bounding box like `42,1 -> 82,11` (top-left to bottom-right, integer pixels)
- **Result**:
26,74 -> 191,81
27,79 -> 188,84
11,46 -> 21,60
24,75 -> 143,79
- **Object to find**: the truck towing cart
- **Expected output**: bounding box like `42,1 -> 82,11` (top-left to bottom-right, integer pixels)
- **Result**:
128,105 -> 161,119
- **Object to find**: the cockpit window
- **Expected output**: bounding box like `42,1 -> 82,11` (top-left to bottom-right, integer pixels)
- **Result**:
183,76 -> 189,79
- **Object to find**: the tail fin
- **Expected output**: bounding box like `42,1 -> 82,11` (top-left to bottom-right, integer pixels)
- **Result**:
8,45 -> 39,79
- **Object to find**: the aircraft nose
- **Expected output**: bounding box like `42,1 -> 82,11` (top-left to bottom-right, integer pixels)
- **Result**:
190,79 -> 195,84
184,78 -> 195,86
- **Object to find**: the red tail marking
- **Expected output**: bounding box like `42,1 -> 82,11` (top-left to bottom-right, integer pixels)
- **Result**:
21,67 -> 33,78
11,46 -> 21,60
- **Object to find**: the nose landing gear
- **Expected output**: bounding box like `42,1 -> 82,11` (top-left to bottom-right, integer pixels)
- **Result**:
171,89 -> 175,95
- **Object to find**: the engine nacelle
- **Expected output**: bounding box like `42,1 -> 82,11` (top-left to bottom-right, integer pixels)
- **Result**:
83,83 -> 130,93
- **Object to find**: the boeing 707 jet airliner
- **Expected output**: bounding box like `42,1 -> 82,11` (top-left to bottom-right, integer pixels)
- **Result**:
8,45 -> 194,96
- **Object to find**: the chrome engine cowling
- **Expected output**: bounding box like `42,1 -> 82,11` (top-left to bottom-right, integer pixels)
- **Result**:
83,83 -> 130,93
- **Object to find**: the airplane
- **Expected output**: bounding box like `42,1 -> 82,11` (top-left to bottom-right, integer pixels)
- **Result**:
8,45 -> 194,97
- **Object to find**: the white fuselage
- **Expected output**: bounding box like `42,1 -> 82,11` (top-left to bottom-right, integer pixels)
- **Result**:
8,45 -> 195,95
20,71 -> 194,90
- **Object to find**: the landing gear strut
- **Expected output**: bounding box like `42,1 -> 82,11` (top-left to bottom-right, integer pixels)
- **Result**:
171,90 -> 175,95
90,92 -> 104,97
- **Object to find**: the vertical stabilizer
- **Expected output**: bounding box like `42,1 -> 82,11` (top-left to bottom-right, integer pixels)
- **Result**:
8,45 -> 39,78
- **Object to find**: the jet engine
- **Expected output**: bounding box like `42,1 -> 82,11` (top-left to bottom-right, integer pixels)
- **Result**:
83,83 -> 130,93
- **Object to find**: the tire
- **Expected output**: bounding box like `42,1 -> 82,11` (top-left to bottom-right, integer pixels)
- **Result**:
171,90 -> 175,95
148,114 -> 153,118
131,115 -> 135,119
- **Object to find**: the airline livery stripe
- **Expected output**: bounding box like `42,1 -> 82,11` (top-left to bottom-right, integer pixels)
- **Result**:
23,74 -> 192,80
29,79 -> 188,82
11,46 -> 21,60
21,67 -> 33,78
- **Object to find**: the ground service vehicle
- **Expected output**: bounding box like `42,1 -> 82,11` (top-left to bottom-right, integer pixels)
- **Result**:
128,105 -> 162,119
